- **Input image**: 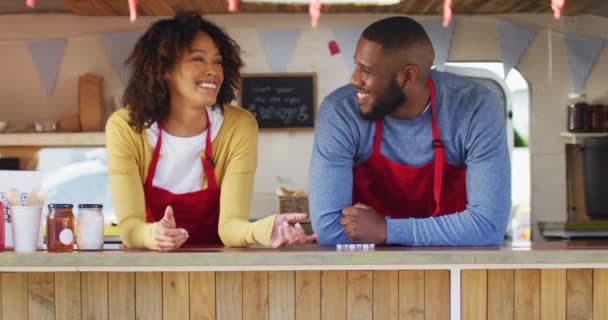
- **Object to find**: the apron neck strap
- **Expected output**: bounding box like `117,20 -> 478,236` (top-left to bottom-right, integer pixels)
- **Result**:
145,113 -> 217,189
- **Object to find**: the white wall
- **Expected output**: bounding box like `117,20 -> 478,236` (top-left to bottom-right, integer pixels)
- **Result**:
0,13 -> 607,225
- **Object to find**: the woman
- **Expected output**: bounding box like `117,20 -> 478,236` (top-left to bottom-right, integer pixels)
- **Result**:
106,12 -> 315,251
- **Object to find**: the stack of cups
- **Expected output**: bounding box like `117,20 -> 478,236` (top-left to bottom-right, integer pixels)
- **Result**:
10,206 -> 42,253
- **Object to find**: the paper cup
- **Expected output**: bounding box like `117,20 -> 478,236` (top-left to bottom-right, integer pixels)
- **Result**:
10,206 -> 42,253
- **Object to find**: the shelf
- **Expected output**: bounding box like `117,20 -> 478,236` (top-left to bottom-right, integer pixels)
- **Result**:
0,132 -> 105,147
561,132 -> 608,144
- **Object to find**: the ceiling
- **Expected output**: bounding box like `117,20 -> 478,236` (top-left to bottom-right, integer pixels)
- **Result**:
0,0 -> 606,16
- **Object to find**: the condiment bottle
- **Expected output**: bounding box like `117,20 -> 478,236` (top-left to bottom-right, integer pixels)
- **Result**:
46,204 -> 75,252
0,201 -> 4,252
76,204 -> 104,251
590,104 -> 605,132
567,93 -> 589,132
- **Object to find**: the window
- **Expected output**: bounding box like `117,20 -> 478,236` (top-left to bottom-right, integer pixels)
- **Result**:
445,62 -> 531,243
38,148 -> 114,223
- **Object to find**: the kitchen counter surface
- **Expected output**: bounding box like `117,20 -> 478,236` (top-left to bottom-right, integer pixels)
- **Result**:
2,241 -> 608,271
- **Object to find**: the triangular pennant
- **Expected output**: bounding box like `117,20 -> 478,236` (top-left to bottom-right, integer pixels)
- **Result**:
421,20 -> 454,71
333,27 -> 365,75
565,35 -> 604,93
258,29 -> 301,73
497,20 -> 536,78
99,31 -> 141,87
27,39 -> 66,97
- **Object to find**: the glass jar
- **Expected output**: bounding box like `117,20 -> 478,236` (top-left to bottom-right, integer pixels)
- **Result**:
46,204 -> 75,252
0,201 -> 4,252
567,93 -> 589,132
590,104 -> 605,132
76,204 -> 104,251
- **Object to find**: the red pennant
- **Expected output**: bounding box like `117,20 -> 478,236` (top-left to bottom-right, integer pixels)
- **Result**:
228,0 -> 238,12
309,0 -> 321,28
442,0 -> 452,27
128,0 -> 138,22
328,40 -> 340,56
551,0 -> 565,19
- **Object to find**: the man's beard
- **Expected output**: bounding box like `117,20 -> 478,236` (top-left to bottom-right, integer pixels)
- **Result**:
360,77 -> 406,121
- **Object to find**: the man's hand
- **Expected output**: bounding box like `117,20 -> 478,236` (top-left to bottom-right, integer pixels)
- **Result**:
269,213 -> 317,248
154,206 -> 189,252
340,203 -> 387,244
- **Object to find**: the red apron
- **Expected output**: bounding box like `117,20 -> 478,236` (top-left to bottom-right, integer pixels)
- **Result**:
144,116 -> 221,244
352,79 -> 467,218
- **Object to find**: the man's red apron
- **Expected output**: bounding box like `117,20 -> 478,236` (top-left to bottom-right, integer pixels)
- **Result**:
144,116 -> 221,244
352,79 -> 467,218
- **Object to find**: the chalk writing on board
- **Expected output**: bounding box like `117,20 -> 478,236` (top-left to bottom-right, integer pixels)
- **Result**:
240,74 -> 315,129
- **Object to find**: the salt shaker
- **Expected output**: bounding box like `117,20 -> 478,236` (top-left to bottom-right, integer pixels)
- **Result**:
76,204 -> 104,251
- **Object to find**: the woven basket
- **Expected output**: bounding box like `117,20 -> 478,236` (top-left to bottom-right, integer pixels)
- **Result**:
277,195 -> 309,214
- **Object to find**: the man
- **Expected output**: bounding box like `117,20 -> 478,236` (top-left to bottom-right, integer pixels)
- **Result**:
309,16 -> 511,246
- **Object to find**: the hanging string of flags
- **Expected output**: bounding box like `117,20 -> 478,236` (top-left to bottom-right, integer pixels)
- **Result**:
13,0 -> 603,95
20,0 -> 570,27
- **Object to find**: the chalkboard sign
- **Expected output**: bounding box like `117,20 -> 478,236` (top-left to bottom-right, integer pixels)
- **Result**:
240,73 -> 316,130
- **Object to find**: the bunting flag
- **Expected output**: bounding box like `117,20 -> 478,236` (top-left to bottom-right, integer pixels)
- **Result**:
258,29 -> 301,73
497,20 -> 536,78
27,39 -> 66,97
565,34 -> 604,93
99,31 -> 141,87
421,20 -> 454,71
333,27 -> 364,75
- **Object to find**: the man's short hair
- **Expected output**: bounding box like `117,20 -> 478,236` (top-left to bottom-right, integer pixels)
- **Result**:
362,16 -> 432,52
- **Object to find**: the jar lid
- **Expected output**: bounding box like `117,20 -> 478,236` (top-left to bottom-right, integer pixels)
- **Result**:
78,204 -> 103,209
48,203 -> 73,209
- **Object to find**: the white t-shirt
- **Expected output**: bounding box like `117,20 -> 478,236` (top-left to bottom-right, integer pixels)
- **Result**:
146,107 -> 224,194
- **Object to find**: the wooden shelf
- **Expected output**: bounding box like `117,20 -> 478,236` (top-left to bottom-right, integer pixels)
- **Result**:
0,132 -> 105,147
561,132 -> 608,144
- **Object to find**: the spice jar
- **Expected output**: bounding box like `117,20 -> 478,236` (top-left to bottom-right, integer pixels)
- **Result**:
590,104 -> 605,132
46,204 -> 75,252
76,204 -> 104,251
567,93 -> 590,132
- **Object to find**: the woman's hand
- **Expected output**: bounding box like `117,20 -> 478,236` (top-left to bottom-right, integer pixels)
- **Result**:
269,213 -> 317,248
154,206 -> 189,251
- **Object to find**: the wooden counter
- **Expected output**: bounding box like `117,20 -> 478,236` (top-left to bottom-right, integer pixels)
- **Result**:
1,242 -> 607,320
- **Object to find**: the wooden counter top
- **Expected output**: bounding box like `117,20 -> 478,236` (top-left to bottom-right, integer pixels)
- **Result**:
2,241 -> 608,271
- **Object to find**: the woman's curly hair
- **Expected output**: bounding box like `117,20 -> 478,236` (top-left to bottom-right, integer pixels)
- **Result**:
123,11 -> 244,132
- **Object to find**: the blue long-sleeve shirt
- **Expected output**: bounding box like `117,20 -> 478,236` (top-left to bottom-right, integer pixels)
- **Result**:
309,70 -> 511,246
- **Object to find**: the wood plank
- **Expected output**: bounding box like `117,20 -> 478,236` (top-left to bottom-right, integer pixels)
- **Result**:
399,271 -> 424,320
216,272 -> 243,320
346,271 -> 372,320
593,269 -> 608,320
81,272 -> 109,320
190,272 -> 216,320
462,270 -> 487,320
321,271 -> 346,320
27,273 -> 54,320
295,271 -> 320,320
488,270 -> 513,320
109,273 -> 135,320
55,273 -> 81,320
243,272 -> 268,320
162,272 -> 189,320
269,271 -> 294,320
567,269 -> 593,320
135,272 -> 162,320
540,269 -> 566,320
514,269 -> 540,320
426,270 -> 450,320
62,0 -> 118,15
2,273 -> 28,320
139,0 -> 176,15
372,271 -> 398,320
